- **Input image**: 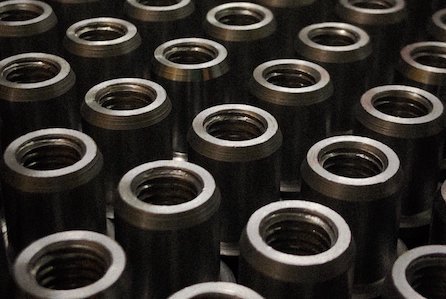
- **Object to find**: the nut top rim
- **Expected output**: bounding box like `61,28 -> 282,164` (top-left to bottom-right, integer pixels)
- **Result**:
64,17 -> 141,58
168,282 -> 264,298
124,0 -> 194,22
82,78 -> 172,130
0,0 -> 57,37
204,2 -> 276,42
428,8 -> 446,42
14,230 -> 126,299
250,59 -> 333,106
295,22 -> 372,63
336,0 -> 406,26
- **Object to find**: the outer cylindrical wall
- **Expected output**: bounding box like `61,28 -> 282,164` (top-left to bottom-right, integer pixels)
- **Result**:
430,180 -> 446,244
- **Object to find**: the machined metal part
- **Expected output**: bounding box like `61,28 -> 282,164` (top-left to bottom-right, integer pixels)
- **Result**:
63,17 -> 143,99
81,78 -> 172,206
254,0 -> 323,57
430,180 -> 446,245
0,52 -> 79,147
355,85 -> 445,248
194,0 -> 227,20
13,230 -> 127,299
115,160 -> 221,299
301,135 -> 402,298
188,104 -> 282,256
250,59 -> 333,196
168,282 -> 264,299
204,2 -> 277,102
0,128 -> 106,255
152,37 -> 230,154
383,245 -> 446,299
295,22 -> 372,132
0,222 -> 13,299
219,261 -> 236,283
0,0 -> 59,59
239,200 -> 355,299
428,8 -> 446,42
336,0 -> 407,87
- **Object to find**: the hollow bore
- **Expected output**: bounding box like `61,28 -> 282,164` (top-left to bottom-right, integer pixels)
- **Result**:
260,209 -> 336,256
215,7 -> 264,26
204,110 -> 267,141
406,254 -> 446,299
372,93 -> 433,118
32,241 -> 111,290
349,0 -> 395,9
96,83 -> 156,110
309,27 -> 359,46
164,44 -> 218,65
16,136 -> 85,171
2,59 -> 60,83
319,147 -> 386,178
137,0 -> 180,6
75,22 -> 127,41
0,4 -> 43,21
411,48 -> 446,69
264,68 -> 317,88
133,167 -> 203,206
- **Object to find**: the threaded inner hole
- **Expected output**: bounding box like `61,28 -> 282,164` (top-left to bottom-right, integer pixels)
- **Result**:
319,146 -> 387,178
133,167 -> 204,206
32,242 -> 111,290
349,0 -> 395,9
264,68 -> 318,88
96,83 -> 156,110
215,7 -> 264,26
260,208 -> 337,256
164,43 -> 218,65
137,0 -> 180,5
372,93 -> 433,118
16,136 -> 85,171
0,3 -> 43,21
2,59 -> 60,83
411,47 -> 446,68
406,254 -> 446,299
204,110 -> 267,141
75,22 -> 128,41
309,27 -> 359,46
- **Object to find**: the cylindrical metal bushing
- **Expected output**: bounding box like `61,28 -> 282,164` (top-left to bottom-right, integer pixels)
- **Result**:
0,128 -> 106,255
250,59 -> 333,196
13,230 -> 127,299
0,226 -> 12,298
168,282 -> 264,299
124,0 -> 198,77
0,52 -> 78,147
0,0 -> 59,59
203,2 -> 276,102
355,85 -> 445,248
336,0 -> 407,87
115,160 -> 221,299
383,245 -> 446,299
396,41 -> 446,102
63,17 -> 143,99
81,78 -> 172,205
239,200 -> 355,299
430,180 -> 446,245
295,22 -> 372,133
254,0 -> 323,58
188,104 -> 282,256
152,37 -> 230,155
301,135 -> 402,298
428,8 -> 446,42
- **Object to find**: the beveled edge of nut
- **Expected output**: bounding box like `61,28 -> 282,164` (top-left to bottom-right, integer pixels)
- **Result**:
116,160 -> 220,230
188,104 -> 282,162
250,59 -> 333,106
255,0 -> 316,8
14,230 -> 126,299
295,22 -> 372,64
0,0 -> 57,37
301,135 -> 402,201
356,85 -> 445,138
1,128 -> 103,193
81,78 -> 172,130
124,0 -> 194,22
64,17 -> 142,58
168,282 -> 264,298
0,52 -> 75,102
428,8 -> 446,42
204,2 -> 276,42
240,200 -> 354,283
336,0 -> 406,26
